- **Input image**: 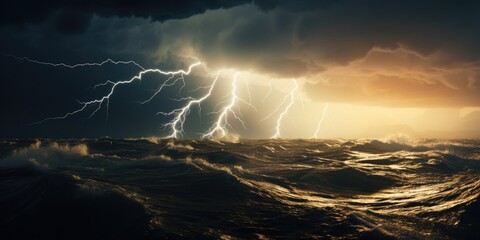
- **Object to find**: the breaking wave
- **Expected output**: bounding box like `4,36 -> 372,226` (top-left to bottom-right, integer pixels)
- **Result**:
1,140 -> 89,168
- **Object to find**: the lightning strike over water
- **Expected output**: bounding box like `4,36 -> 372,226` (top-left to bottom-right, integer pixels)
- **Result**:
157,73 -> 220,138
4,2 -> 480,240
312,103 -> 329,139
202,73 -> 247,139
271,80 -> 298,139
5,54 -> 327,140
8,54 -> 262,139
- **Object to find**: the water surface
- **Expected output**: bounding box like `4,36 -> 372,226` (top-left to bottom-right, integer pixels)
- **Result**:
1,138 -> 479,239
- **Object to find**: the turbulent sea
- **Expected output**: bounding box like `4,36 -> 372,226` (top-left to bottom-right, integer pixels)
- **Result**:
1,137 -> 479,239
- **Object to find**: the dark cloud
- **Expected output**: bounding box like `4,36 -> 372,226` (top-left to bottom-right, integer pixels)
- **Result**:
159,0 -> 480,107
0,0 -> 273,34
292,0 -> 480,65
117,0 -> 480,73
3,0 -> 480,63
53,8 -> 93,34
6,0 -> 479,66
2,0 -> 480,138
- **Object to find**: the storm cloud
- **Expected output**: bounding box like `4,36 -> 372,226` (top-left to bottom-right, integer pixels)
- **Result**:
152,0 -> 480,107
0,0 -> 274,33
2,0 -> 480,137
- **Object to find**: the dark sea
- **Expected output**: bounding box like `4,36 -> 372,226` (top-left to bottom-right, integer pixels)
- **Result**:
1,137 -> 479,239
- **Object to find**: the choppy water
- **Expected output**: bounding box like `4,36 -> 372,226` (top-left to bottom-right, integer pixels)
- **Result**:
1,137 -> 479,239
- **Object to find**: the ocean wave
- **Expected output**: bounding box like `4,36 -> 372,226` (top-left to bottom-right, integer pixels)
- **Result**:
1,140 -> 89,168
0,167 -> 153,240
206,133 -> 241,143
458,196 -> 480,238
166,140 -> 195,151
1,138 -> 479,239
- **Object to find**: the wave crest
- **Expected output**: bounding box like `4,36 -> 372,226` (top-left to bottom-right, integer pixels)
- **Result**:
1,140 -> 88,168
166,140 -> 195,150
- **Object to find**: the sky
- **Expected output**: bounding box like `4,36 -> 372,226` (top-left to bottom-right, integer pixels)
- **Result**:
1,0 -> 480,139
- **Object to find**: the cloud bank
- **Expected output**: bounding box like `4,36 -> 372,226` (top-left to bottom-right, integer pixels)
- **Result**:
2,0 -> 480,138
3,0 -> 480,107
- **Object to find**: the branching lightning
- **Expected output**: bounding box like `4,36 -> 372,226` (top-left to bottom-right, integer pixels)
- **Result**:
156,72 -> 220,138
138,74 -> 187,104
7,53 -> 328,139
33,61 -> 201,124
262,79 -> 274,102
2,53 -> 146,70
312,103 -> 329,139
271,80 -> 298,139
201,72 -> 252,139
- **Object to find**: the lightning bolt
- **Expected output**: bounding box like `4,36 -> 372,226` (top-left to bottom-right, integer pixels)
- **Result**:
156,72 -> 220,138
271,80 -> 298,139
138,74 -> 187,105
2,53 -> 145,70
7,53 -> 318,139
245,78 -> 253,106
312,103 -> 329,139
33,61 -> 201,124
262,79 -> 274,103
202,72 -> 253,139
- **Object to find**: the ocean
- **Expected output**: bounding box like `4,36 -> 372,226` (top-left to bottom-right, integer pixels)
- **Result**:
1,137 -> 479,239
